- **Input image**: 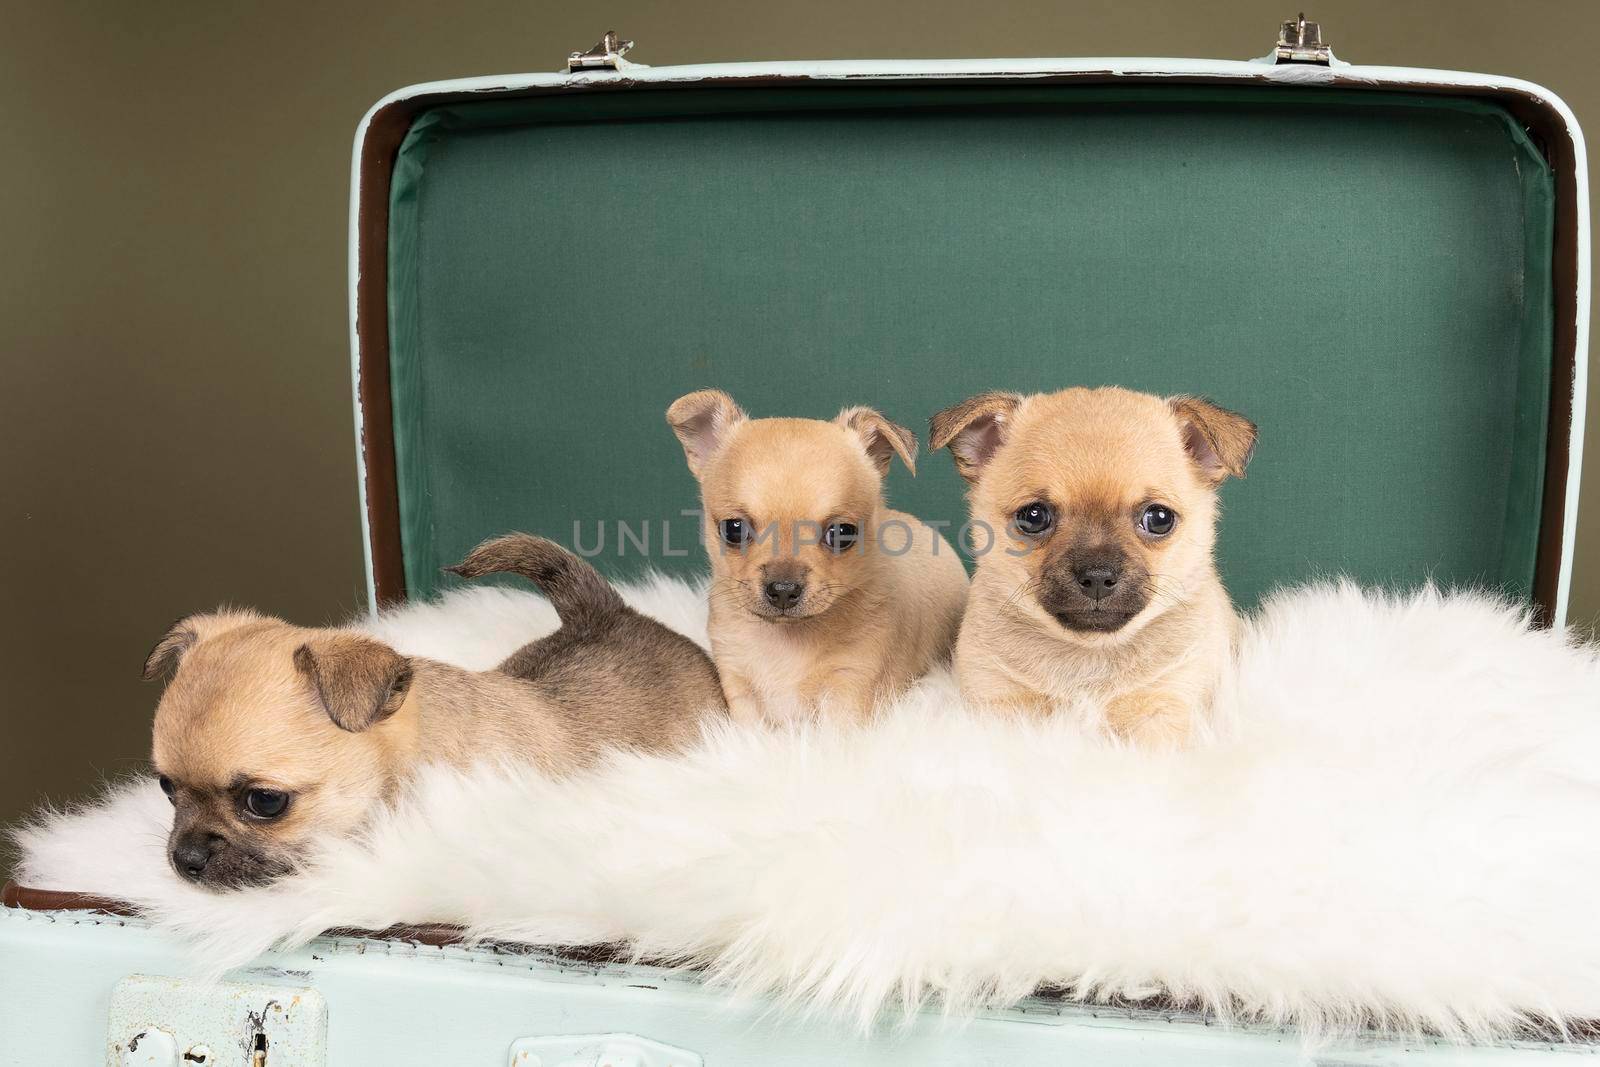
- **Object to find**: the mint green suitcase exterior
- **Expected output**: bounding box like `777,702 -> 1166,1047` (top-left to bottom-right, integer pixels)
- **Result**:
2,21 -> 1591,1065
3,904 -> 1593,1064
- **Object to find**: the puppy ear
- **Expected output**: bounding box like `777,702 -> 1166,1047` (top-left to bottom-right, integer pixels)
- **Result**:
1168,395 -> 1258,484
141,609 -> 260,681
836,406 -> 918,476
666,389 -> 747,477
928,392 -> 1024,483
143,619 -> 200,681
293,635 -> 414,733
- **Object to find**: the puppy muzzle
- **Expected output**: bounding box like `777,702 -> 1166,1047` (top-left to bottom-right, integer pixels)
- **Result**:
753,565 -> 820,620
1038,567 -> 1150,634
168,828 -> 293,891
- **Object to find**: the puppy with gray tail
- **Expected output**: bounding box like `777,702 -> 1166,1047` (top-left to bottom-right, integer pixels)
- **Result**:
145,533 -> 725,890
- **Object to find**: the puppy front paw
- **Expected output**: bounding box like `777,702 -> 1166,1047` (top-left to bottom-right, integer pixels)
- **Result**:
805,667 -> 879,724
959,678 -> 1052,717
1106,690 -> 1192,749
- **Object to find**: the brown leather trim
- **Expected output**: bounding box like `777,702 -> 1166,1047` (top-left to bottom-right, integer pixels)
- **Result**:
3,881 -> 134,916
2,880 -> 639,964
354,72 -> 1580,622
356,103 -> 414,608
1523,102 -> 1579,625
324,922 -> 466,947
1,879 -> 462,943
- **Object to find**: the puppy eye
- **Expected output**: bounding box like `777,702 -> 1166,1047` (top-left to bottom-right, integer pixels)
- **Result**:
1139,505 -> 1178,537
242,789 -> 290,820
822,522 -> 860,553
158,775 -> 175,804
718,518 -> 752,548
1012,502 -> 1054,537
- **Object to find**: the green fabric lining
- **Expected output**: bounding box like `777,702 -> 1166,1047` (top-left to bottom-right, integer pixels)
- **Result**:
386,84 -> 1555,606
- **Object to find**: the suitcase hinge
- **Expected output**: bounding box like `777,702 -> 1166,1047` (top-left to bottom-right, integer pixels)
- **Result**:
1274,14 -> 1332,64
566,31 -> 635,72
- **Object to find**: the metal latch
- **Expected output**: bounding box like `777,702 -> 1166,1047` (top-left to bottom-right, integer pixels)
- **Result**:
566,31 -> 634,72
108,975 -> 326,1066
1275,13 -> 1332,64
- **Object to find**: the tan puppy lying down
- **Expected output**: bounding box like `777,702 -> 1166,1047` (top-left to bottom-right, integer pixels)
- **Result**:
143,533 -> 725,890
931,386 -> 1256,748
667,389 -> 968,724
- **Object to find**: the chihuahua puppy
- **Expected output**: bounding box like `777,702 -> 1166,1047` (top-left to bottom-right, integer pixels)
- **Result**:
144,533 -> 725,890
667,389 -> 968,724
930,386 -> 1256,748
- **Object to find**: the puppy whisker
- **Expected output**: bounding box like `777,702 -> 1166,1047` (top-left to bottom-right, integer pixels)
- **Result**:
1002,577 -> 1044,613
1135,574 -> 1189,610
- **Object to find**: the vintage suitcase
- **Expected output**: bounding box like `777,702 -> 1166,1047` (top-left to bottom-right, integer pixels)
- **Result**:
1,19 -> 1590,1064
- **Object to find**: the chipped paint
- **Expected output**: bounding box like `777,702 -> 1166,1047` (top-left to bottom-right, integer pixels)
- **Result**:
106,975 -> 326,1067
507,1034 -> 704,1067
120,1027 -> 178,1066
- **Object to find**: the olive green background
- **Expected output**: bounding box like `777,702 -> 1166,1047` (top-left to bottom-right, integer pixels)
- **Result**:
2,1 -> 1597,870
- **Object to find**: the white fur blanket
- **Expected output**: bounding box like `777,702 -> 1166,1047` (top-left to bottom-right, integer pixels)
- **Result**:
14,578 -> 1600,1041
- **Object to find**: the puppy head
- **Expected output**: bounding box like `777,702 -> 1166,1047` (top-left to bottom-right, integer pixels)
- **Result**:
931,386 -> 1255,643
667,389 -> 917,622
144,611 -> 415,890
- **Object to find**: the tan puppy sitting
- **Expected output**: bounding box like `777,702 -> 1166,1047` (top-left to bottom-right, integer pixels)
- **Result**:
930,386 -> 1256,748
667,389 -> 968,724
144,533 -> 725,890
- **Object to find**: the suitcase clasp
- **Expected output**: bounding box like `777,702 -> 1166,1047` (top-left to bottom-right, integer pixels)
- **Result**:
1275,13 -> 1333,65
567,31 -> 636,73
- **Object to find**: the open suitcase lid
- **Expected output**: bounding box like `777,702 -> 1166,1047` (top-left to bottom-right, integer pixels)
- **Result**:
348,22 -> 1589,625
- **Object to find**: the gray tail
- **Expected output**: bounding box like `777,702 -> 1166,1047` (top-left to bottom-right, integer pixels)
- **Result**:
445,533 -> 626,628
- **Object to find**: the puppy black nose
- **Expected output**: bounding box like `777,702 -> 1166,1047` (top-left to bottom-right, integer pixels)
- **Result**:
764,580 -> 803,609
171,835 -> 220,880
1074,566 -> 1119,602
